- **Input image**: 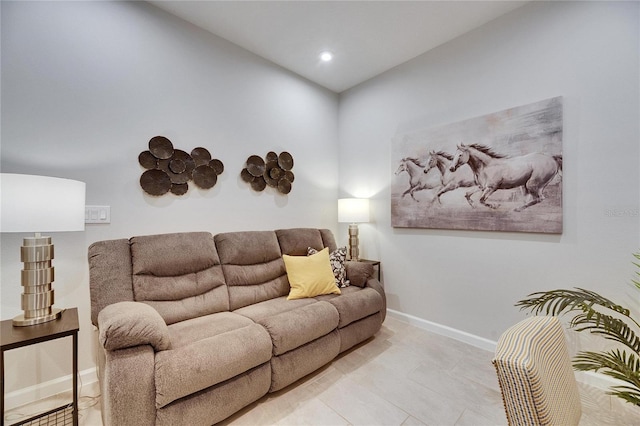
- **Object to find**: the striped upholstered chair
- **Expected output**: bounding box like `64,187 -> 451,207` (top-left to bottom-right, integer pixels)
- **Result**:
492,316 -> 582,426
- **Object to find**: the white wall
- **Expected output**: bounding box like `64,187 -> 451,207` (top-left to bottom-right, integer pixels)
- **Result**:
339,1 -> 640,342
1,1 -> 338,397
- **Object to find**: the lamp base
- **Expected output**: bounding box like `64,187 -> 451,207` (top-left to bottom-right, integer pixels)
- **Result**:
12,234 -> 63,327
348,223 -> 360,261
13,307 -> 63,326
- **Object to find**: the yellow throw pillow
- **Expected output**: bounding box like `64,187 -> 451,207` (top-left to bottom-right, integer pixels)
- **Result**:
283,247 -> 341,300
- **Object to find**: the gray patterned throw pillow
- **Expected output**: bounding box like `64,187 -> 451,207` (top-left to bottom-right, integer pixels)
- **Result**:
307,246 -> 350,288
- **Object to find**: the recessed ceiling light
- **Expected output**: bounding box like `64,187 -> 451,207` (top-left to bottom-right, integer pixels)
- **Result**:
320,51 -> 333,62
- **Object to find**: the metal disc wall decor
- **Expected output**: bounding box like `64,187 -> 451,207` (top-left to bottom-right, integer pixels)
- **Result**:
246,155 -> 266,177
210,159 -> 224,175
191,147 -> 212,166
140,169 -> 172,196
149,136 -> 174,159
278,151 -> 294,170
138,151 -> 158,169
139,136 -> 224,196
192,165 -> 218,189
242,151 -> 295,194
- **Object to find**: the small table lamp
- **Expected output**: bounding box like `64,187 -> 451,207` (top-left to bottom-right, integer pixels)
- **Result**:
338,198 -> 370,261
1,174 -> 85,326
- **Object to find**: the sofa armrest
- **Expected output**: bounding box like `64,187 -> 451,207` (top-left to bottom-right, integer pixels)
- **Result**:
365,278 -> 387,323
344,261 -> 374,287
98,301 -> 171,351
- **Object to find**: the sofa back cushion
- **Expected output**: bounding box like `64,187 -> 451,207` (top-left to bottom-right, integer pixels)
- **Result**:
130,232 -> 228,325
276,228 -> 337,255
88,228 -> 341,325
215,231 -> 288,311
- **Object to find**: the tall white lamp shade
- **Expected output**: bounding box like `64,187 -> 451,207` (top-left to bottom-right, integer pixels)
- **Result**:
1,174 -> 86,326
338,198 -> 370,261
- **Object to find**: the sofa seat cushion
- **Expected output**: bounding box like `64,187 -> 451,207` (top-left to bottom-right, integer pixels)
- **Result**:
155,321 -> 272,409
234,297 -> 340,356
318,287 -> 383,328
233,296 -> 316,323
257,301 -> 339,356
166,312 -> 255,349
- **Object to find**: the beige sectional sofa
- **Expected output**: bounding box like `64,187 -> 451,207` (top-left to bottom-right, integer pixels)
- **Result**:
88,228 -> 386,425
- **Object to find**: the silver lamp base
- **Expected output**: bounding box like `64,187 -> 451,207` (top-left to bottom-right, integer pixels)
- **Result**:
12,233 -> 63,327
348,223 -> 360,261
13,308 -> 63,326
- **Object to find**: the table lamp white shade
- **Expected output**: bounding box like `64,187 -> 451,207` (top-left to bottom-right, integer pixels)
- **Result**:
1,174 -> 86,233
1,173 -> 86,326
338,198 -> 369,261
338,198 -> 370,224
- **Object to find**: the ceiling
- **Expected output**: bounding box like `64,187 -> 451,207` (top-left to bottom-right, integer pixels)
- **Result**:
148,1 -> 527,93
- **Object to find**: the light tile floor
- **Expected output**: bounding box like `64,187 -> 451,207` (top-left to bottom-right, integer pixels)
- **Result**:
6,316 -> 640,425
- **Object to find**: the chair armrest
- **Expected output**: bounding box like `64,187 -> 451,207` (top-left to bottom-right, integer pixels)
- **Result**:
98,301 -> 171,351
344,261 -> 374,287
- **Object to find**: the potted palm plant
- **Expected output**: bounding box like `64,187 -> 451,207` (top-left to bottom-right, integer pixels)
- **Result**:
516,252 -> 640,406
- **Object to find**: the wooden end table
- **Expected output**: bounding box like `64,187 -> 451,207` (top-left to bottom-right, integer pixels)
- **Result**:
1,308 -> 79,426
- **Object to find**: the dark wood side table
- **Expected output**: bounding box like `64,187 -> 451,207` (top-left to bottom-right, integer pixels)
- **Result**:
1,308 -> 79,426
358,259 -> 381,281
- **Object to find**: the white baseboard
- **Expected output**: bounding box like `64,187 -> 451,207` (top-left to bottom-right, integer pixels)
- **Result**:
386,308 -> 622,392
5,367 -> 98,411
386,308 -> 498,352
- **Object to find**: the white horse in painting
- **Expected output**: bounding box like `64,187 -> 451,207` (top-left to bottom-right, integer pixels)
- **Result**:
450,143 -> 562,212
395,157 -> 441,201
423,150 -> 476,204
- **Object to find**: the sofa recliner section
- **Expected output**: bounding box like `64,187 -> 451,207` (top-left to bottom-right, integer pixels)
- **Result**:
89,228 -> 386,425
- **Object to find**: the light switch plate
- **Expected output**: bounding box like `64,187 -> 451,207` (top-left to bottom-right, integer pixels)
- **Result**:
85,205 -> 111,224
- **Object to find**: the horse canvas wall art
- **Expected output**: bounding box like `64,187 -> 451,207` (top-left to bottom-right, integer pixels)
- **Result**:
391,97 -> 563,233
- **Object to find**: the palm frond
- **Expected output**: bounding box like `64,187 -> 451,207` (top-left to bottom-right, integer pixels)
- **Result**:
516,288 -> 636,324
573,349 -> 640,406
516,288 -> 629,316
572,311 -> 640,353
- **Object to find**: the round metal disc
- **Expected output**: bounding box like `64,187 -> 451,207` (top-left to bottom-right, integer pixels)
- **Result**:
138,151 -> 158,169
191,147 -> 212,167
209,159 -> 224,175
266,151 -> 278,163
192,165 -> 218,189
240,168 -> 255,183
173,150 -> 196,173
266,159 -> 278,170
284,170 -> 295,182
160,150 -> 195,184
171,183 -> 189,196
140,169 -> 171,196
277,178 -> 292,194
149,136 -> 174,160
251,176 -> 267,191
157,158 -> 170,172
269,167 -> 283,180
169,159 -> 187,174
251,176 -> 267,192
247,155 -> 266,177
264,169 -> 279,187
278,151 -> 294,170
